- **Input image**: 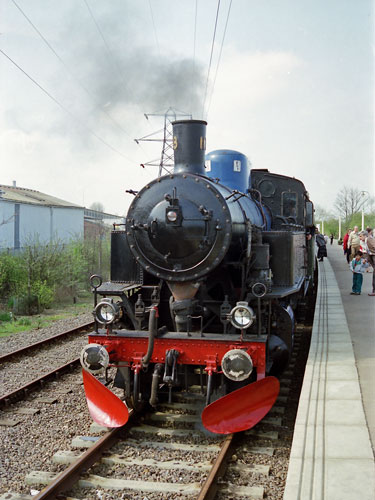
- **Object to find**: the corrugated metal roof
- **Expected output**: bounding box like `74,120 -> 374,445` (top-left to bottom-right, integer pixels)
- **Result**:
0,184 -> 84,208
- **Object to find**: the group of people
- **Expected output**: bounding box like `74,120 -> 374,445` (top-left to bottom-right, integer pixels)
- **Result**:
342,226 -> 375,296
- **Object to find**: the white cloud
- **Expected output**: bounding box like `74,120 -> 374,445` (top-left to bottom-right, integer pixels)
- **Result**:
206,49 -> 304,152
209,49 -> 303,112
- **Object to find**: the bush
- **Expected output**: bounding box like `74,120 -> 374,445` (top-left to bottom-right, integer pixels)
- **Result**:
17,317 -> 31,326
12,295 -> 40,315
31,280 -> 54,309
0,312 -> 12,322
0,234 -> 111,315
0,254 -> 23,296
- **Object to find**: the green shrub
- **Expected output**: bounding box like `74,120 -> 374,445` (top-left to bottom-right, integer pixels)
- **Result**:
12,295 -> 40,315
0,254 -> 23,296
31,281 -> 54,309
16,317 -> 32,326
0,234 -> 111,315
0,312 -> 12,322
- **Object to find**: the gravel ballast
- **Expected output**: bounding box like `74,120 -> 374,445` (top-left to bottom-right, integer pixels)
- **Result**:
0,313 -> 312,499
0,312 -> 93,397
0,311 -> 94,495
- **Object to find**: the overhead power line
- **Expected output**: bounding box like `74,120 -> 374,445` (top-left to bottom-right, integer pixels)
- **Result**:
0,48 -> 135,162
148,0 -> 161,63
82,0 -> 149,135
206,0 -> 233,118
82,0 -> 123,79
11,0 -> 134,141
201,0 -> 221,118
190,0 -> 198,115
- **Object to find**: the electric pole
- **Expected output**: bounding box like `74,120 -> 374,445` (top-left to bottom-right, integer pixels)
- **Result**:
135,107 -> 192,177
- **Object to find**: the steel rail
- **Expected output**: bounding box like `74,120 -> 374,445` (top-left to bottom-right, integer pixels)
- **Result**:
0,321 -> 94,363
33,409 -> 134,500
197,433 -> 236,500
0,358 -> 80,408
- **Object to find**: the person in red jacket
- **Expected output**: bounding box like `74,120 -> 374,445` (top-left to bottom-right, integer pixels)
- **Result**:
343,228 -> 352,264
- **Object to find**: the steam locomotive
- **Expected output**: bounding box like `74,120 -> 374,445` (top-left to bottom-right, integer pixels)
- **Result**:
80,120 -> 315,434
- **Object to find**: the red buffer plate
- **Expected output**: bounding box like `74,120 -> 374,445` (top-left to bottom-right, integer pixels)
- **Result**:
82,369 -> 129,428
201,376 -> 280,434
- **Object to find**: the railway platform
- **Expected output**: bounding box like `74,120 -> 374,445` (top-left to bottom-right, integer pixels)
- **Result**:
283,242 -> 375,500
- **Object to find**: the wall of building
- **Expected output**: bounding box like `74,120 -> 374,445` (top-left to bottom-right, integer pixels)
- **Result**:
0,201 -> 15,249
0,201 -> 84,250
47,206 -> 84,242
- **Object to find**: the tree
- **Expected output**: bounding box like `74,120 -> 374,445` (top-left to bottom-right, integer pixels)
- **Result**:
314,205 -> 332,222
366,195 -> 375,215
89,202 -> 105,212
334,186 -> 369,223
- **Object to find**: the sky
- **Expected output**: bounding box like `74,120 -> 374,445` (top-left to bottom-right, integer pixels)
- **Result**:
0,0 -> 374,216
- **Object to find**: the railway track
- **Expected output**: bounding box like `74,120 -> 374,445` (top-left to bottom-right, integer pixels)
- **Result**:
0,321 -> 94,363
0,324 -> 312,500
0,322 -> 94,408
0,357 -> 81,409
26,391 -> 273,500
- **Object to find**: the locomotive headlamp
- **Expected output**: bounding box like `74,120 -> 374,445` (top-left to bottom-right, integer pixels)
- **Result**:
80,343 -> 109,374
94,298 -> 121,325
230,302 -> 255,329
166,210 -> 178,222
221,349 -> 253,382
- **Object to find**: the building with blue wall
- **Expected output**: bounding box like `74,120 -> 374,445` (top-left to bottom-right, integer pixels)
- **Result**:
0,184 -> 84,251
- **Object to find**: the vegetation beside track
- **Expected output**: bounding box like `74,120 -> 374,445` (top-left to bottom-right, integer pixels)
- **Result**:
0,235 -> 109,321
0,300 -> 92,337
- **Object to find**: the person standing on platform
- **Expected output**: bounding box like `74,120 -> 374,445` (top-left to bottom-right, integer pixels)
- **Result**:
316,230 -> 327,262
350,251 -> 369,295
330,234 -> 334,245
343,228 -> 352,263
348,226 -> 360,259
366,228 -> 375,296
359,231 -> 368,255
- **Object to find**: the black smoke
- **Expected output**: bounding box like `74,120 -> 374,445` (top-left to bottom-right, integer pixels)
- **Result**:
58,1 -> 205,123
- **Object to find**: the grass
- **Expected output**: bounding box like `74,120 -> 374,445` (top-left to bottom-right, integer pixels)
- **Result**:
0,299 -> 93,337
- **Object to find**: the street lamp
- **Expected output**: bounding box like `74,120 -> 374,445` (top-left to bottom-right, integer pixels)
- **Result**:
360,191 -> 369,231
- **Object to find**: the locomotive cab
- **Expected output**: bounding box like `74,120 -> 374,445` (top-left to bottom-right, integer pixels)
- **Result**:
251,169 -> 310,229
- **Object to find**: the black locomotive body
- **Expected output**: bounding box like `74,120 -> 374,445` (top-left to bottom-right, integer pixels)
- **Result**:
81,120 -> 315,433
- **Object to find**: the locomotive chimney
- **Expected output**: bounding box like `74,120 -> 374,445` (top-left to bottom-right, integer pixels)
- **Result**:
172,120 -> 207,175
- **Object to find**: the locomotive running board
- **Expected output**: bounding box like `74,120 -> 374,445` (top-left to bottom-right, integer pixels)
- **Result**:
82,369 -> 129,428
201,376 -> 280,434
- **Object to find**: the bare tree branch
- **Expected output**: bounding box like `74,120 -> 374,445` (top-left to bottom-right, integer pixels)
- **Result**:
334,186 -> 370,222
314,204 -> 333,221
89,202 -> 105,212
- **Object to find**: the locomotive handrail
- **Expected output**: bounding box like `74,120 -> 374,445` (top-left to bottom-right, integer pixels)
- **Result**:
248,188 -> 267,229
225,189 -> 246,201
142,307 -> 157,368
